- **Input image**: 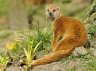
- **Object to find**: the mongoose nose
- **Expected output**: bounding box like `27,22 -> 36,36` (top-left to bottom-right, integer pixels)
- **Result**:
49,12 -> 52,16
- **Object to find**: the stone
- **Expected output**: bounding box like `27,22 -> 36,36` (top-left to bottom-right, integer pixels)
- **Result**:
6,66 -> 21,71
93,49 -> 96,58
72,46 -> 88,56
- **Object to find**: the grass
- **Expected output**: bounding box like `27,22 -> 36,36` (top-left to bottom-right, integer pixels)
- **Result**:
0,0 -> 8,18
23,31 -> 42,71
2,27 -> 52,70
0,30 -> 13,39
86,59 -> 96,71
24,40 -> 41,71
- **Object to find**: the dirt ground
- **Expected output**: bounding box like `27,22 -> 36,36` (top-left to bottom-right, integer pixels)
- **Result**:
6,57 -> 88,71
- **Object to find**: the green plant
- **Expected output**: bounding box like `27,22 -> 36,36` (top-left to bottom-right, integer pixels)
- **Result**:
6,39 -> 24,62
0,31 -> 13,39
21,27 -> 52,52
0,51 -> 9,70
86,59 -> 96,71
68,68 -> 75,71
83,54 -> 96,71
35,21 -> 52,51
24,38 -> 41,71
82,0 -> 96,48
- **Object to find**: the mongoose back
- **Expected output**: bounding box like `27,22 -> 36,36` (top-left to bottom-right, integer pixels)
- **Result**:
31,4 -> 88,66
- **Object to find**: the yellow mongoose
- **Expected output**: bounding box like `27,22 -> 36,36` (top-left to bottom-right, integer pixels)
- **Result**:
31,4 -> 88,66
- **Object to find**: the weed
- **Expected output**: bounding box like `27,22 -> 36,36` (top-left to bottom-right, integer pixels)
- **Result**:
0,51 -> 9,70
24,39 -> 41,71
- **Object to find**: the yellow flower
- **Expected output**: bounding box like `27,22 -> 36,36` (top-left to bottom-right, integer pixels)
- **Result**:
6,42 -> 16,50
6,39 -> 21,50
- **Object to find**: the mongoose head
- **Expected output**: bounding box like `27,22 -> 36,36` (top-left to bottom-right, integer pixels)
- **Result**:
45,4 -> 61,20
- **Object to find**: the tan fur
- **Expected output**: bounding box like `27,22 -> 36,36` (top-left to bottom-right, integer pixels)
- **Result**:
31,4 -> 87,66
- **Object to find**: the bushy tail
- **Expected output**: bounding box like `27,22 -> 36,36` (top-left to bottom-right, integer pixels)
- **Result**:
31,47 -> 75,66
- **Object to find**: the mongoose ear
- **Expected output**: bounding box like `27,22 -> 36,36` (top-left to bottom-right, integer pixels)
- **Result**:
45,4 -> 49,10
45,11 -> 47,16
56,5 -> 60,10
45,5 -> 48,16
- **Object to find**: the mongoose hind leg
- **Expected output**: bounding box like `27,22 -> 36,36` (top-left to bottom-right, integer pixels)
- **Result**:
54,36 -> 80,52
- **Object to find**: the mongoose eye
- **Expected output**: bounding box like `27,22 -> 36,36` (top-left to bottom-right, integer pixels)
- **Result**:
53,9 -> 56,12
47,9 -> 49,12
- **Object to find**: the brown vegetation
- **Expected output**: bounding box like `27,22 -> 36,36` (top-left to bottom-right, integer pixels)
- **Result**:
27,0 -> 53,5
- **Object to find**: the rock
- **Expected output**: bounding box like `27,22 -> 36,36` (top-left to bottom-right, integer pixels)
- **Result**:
93,49 -> 96,58
30,62 -> 62,71
72,46 -> 88,56
6,66 -> 21,71
30,58 -> 86,71
91,38 -> 96,48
